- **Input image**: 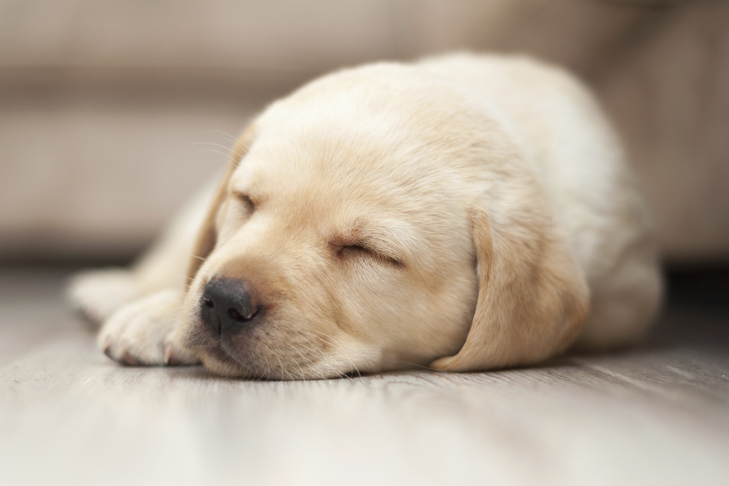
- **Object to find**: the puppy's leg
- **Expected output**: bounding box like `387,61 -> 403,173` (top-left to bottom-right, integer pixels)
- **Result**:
67,174 -> 220,324
67,268 -> 142,325
98,288 -> 198,366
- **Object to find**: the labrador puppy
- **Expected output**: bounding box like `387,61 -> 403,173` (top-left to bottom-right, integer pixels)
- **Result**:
68,53 -> 662,379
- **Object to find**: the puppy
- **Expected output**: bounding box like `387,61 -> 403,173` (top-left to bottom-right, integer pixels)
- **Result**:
68,53 -> 662,379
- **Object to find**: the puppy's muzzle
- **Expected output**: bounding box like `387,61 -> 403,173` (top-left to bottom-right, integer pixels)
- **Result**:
200,277 -> 262,336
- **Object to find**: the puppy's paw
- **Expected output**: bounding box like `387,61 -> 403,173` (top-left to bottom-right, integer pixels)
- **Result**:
67,268 -> 141,324
98,289 -> 199,367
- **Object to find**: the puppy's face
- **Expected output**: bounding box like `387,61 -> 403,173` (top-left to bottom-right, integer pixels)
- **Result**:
180,65 -> 589,379
181,74 -> 480,378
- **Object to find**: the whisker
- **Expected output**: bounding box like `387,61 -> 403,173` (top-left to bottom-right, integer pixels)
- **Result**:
190,141 -> 235,152
274,355 -> 289,380
286,341 -> 310,379
261,340 -> 290,380
203,149 -> 233,160
204,129 -> 240,144
190,140 -> 248,162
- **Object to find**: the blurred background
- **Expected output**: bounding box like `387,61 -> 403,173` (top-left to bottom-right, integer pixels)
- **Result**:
1,0 -> 728,273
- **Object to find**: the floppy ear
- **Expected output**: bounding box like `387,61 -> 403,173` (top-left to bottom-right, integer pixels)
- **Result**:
430,200 -> 590,371
186,125 -> 256,285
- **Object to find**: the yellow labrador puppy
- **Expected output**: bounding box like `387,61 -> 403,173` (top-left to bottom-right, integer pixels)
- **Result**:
69,53 -> 662,379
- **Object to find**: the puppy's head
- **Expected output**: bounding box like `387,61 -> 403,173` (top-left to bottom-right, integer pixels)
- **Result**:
181,65 -> 589,379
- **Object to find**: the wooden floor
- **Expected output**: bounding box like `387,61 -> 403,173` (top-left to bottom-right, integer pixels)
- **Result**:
1,268 -> 728,486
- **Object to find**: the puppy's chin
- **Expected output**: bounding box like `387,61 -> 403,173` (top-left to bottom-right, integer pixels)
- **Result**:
187,329 -> 358,380
185,330 -> 264,378
196,351 -> 326,380
198,350 -> 254,378
195,337 -> 383,380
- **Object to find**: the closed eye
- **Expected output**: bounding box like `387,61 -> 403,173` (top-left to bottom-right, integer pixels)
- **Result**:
337,244 -> 403,268
233,193 -> 256,214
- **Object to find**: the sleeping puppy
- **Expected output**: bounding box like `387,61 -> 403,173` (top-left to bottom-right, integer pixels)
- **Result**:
68,53 -> 662,379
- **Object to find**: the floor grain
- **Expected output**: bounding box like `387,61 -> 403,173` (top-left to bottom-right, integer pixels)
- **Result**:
1,269 -> 728,486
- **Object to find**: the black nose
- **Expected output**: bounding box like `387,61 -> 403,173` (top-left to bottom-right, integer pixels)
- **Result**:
200,277 -> 262,336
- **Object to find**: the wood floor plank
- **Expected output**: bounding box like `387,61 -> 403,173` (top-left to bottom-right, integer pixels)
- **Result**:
1,269 -> 728,486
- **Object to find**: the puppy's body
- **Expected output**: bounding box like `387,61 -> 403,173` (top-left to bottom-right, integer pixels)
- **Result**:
69,54 -> 661,379
420,56 -> 661,349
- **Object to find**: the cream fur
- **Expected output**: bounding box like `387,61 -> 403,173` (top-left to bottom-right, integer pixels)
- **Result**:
68,53 -> 662,379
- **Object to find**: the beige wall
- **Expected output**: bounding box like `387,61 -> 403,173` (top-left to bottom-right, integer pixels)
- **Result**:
1,0 -> 727,262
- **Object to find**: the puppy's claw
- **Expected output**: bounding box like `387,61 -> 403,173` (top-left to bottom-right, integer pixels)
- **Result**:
163,343 -> 176,366
120,348 -> 141,366
163,343 -> 187,366
101,337 -> 114,360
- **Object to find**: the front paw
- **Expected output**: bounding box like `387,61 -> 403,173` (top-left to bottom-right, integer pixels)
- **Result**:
67,268 -> 140,324
98,289 -> 199,367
